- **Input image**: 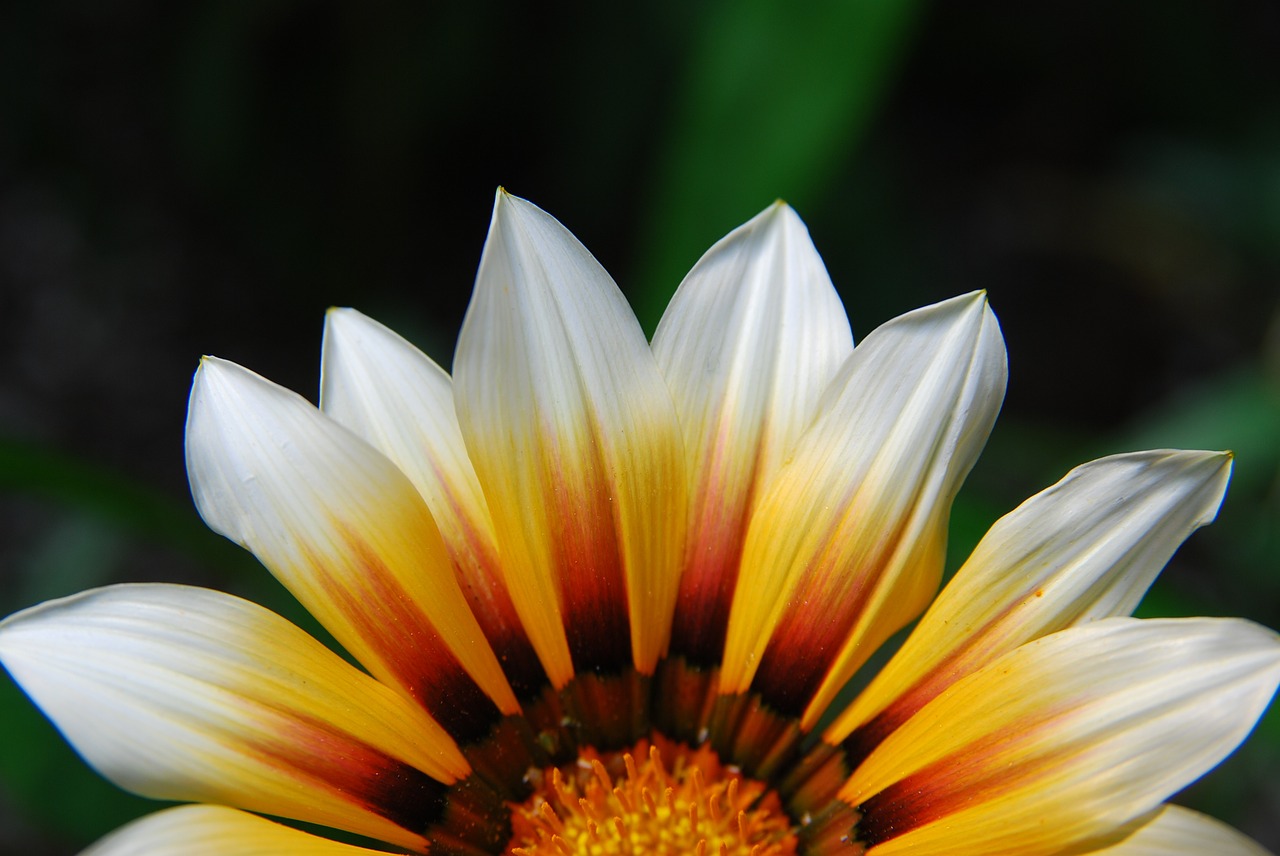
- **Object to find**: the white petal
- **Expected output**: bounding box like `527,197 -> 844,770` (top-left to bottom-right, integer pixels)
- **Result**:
1095,805 -> 1273,856
186,356 -> 517,736
651,202 -> 854,664
80,806 -> 390,855
320,308 -> 547,697
0,585 -> 464,851
844,618 -> 1280,856
453,190 -> 687,681
827,449 -> 1233,749
721,292 -> 1006,727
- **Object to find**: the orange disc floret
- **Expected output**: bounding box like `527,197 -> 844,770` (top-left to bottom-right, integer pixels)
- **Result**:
508,736 -> 798,856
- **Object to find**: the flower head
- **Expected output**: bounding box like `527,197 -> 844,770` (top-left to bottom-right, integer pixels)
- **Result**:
1,191 -> 1277,855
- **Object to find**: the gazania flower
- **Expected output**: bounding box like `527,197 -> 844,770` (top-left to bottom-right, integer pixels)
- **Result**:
1,190 -> 1277,856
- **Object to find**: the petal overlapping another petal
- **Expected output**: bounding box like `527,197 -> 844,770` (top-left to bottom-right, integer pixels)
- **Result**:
1095,804 -> 1274,856
652,201 -> 854,667
827,449 -> 1233,758
79,805 -> 391,856
842,617 -> 1280,856
320,307 -> 547,698
0,585 -> 466,852
185,357 -> 517,742
721,292 -> 1006,726
2,190 -> 1272,856
454,190 -> 687,682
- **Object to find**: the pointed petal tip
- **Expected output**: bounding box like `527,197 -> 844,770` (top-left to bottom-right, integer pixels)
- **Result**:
934,289 -> 990,320
193,354 -> 243,383
190,355 -> 226,401
910,290 -> 993,328
484,187 -> 553,251
492,186 -> 530,217
753,197 -> 803,232
189,356 -> 282,414
763,198 -> 796,220
1152,447 -> 1232,468
1199,447 -> 1234,473
322,306 -> 373,341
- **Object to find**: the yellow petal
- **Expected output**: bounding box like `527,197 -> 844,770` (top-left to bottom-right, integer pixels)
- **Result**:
826,449 -> 1233,754
80,806 -> 392,855
721,292 -> 1005,727
186,357 -> 517,740
321,307 -> 547,698
0,585 -> 469,852
652,201 -> 854,666
454,190 -> 687,681
842,618 -> 1280,856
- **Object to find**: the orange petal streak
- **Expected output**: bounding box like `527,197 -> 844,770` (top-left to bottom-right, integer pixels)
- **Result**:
319,527 -> 505,745
249,711 -> 449,847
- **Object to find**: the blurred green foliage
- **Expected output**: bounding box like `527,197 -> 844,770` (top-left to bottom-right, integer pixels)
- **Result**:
2,0 -> 1279,852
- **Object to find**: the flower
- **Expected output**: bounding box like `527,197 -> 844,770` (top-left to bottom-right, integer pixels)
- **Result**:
1,190 -> 1278,856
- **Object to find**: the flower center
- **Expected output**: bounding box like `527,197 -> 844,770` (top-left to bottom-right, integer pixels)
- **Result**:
507,736 -> 799,856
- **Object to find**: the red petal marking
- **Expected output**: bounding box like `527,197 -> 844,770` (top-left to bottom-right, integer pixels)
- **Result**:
323,529 -> 504,745
248,710 -> 448,838
855,715 -> 1071,847
749,511 -> 911,718
668,416 -> 768,668
705,692 -> 804,780
778,742 -> 851,818
444,502 -> 549,700
842,584 -> 1056,767
748,565 -> 878,718
668,534 -> 743,667
542,445 -> 632,676
652,657 -> 720,743
669,462 -> 753,667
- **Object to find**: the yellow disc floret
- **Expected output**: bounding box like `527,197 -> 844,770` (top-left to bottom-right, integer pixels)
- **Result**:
508,737 -> 798,856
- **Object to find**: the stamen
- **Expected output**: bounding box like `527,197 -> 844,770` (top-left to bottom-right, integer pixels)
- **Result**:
539,802 -> 564,835
591,758 -> 613,791
614,785 -> 634,813
505,736 -> 798,855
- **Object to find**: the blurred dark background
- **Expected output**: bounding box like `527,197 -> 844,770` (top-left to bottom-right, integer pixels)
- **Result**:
2,0 -> 1279,852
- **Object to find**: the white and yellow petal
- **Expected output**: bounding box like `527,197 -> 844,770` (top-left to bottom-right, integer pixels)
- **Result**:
320,307 -> 546,697
827,449 -> 1233,754
453,190 -> 687,682
721,292 -> 1006,727
79,806 -> 393,856
0,585 -> 467,853
186,356 -> 517,740
651,201 -> 854,665
1094,804 -> 1274,856
841,617 -> 1280,856
79,803 -> 391,849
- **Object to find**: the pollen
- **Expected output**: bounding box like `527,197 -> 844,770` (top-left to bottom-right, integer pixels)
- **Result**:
507,736 -> 798,856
